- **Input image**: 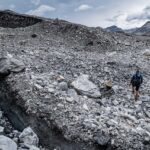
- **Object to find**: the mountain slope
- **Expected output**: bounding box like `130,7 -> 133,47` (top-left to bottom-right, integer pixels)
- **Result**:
0,10 -> 43,28
134,21 -> 150,35
0,10 -> 150,150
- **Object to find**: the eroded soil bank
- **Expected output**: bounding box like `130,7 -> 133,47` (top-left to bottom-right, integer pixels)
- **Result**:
0,79 -> 109,150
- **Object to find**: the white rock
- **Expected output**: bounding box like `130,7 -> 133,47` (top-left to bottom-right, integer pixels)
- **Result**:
66,97 -> 74,103
57,103 -> 64,107
29,145 -> 40,150
113,100 -> 119,106
47,87 -> 55,93
143,49 -> 150,57
71,74 -> 101,98
0,135 -> 17,150
83,104 -> 89,111
0,126 -> 4,133
19,127 -> 39,147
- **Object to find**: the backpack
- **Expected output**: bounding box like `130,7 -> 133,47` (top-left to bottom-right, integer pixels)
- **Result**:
132,73 -> 142,85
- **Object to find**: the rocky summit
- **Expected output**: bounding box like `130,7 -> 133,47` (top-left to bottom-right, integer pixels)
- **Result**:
0,10 -> 150,150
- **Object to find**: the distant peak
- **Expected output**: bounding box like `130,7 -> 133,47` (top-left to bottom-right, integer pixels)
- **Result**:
143,21 -> 150,27
0,9 -> 16,14
105,25 -> 123,33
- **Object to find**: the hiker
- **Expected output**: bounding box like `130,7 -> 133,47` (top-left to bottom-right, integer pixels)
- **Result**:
130,68 -> 143,101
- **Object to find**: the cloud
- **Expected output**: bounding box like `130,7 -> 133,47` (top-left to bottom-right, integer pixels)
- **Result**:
27,5 -> 56,17
127,6 -> 150,21
107,12 -> 136,29
75,4 -> 93,12
107,5 -> 150,29
31,0 -> 41,6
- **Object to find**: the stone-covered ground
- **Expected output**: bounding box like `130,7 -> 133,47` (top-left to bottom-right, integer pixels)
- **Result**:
0,13 -> 150,150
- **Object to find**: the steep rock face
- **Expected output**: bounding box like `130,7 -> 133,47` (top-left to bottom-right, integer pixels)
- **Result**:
0,10 -> 42,28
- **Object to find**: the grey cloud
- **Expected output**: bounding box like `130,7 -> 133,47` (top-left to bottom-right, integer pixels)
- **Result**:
74,4 -> 93,12
106,12 -> 123,22
127,6 -> 150,21
27,5 -> 56,17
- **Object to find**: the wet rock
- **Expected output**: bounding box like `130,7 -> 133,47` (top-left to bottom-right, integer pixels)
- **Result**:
71,74 -> 101,98
0,135 -> 17,150
19,127 -> 39,147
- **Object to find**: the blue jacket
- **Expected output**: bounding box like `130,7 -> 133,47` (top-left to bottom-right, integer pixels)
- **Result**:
131,72 -> 143,85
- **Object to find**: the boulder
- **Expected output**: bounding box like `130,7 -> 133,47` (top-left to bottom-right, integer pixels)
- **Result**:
71,74 -> 101,98
9,58 -> 25,73
58,82 -> 68,91
105,80 -> 112,89
95,131 -> 110,146
0,57 -> 25,78
0,135 -> 17,150
19,127 -> 39,147
67,89 -> 78,98
143,49 -> 150,57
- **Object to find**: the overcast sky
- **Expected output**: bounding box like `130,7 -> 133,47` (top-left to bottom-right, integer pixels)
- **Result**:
1,0 -> 150,29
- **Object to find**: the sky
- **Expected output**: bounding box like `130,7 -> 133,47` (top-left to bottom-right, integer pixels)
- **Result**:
1,0 -> 150,29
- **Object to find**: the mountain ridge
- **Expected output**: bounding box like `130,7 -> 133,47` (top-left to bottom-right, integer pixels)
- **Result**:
106,21 -> 150,36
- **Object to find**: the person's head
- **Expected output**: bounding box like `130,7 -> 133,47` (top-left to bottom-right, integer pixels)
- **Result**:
136,67 -> 140,76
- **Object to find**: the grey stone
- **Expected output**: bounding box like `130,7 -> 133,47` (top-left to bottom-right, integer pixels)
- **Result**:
66,97 -> 74,103
58,82 -> 68,91
0,56 -> 25,78
95,131 -> 110,146
67,89 -> 78,98
71,74 -> 101,98
0,126 -> 4,134
19,127 -> 39,147
8,57 -> 25,73
0,135 -> 17,150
